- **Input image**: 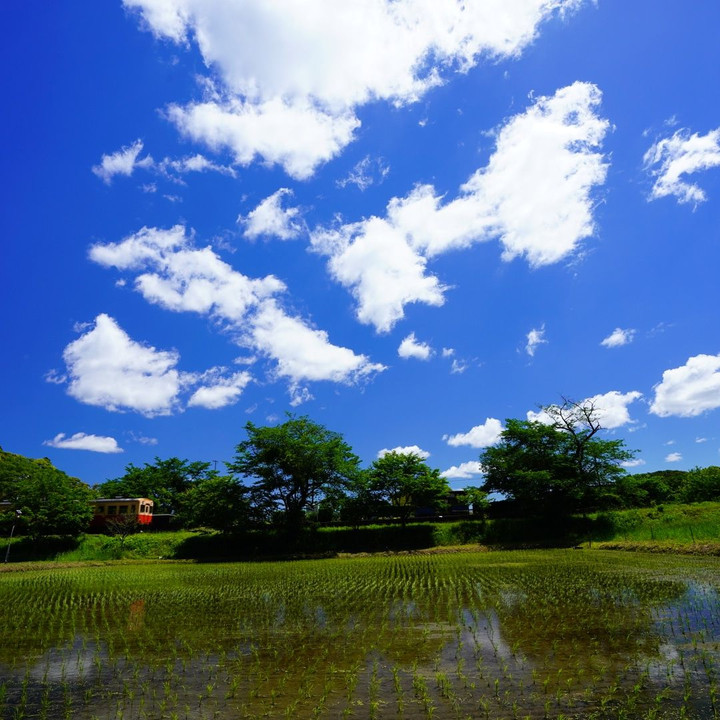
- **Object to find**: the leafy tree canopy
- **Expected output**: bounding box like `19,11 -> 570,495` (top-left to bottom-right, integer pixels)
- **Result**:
96,457 -> 214,515
228,415 -> 361,532
0,448 -> 94,537
367,452 -> 450,526
480,400 -> 634,516
176,475 -> 249,533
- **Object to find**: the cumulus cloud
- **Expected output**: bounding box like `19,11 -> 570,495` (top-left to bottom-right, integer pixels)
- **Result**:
240,188 -> 304,241
60,314 -> 184,416
378,445 -> 430,459
90,225 -> 384,397
601,327 -> 635,348
441,461 -> 485,479
444,418 -> 503,448
312,82 -> 608,330
621,458 -> 646,468
665,452 -> 683,463
398,333 -> 433,360
650,354 -> 720,417
92,140 -> 152,183
187,371 -> 252,409
43,432 -> 124,454
644,127 -> 720,205
525,325 -> 547,357
124,0 -> 589,177
528,391 -> 643,430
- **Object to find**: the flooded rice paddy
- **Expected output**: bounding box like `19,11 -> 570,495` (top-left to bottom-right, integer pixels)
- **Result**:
0,549 -> 719,719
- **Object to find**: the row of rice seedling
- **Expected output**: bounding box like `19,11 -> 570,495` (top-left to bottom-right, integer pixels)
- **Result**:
0,550 -> 719,718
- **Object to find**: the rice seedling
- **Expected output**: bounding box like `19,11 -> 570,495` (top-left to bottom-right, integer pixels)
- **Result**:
0,550 -> 719,717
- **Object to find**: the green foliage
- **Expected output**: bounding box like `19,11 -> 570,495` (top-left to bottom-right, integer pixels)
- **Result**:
176,475 -> 249,532
228,415 -> 361,533
457,486 -> 489,517
680,465 -> 720,502
0,448 -> 93,538
366,452 -> 450,526
96,456 -> 214,515
481,400 -> 634,516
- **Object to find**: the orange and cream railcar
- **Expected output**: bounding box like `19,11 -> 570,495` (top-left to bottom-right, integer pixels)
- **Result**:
90,498 -> 154,530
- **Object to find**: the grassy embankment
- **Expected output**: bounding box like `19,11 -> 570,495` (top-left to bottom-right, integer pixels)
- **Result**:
2,501 -> 719,563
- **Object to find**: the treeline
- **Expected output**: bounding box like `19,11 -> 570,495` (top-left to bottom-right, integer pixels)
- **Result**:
2,408 -> 720,544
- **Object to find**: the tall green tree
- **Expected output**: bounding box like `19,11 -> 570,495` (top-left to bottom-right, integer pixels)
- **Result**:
176,475 -> 250,533
367,452 -> 450,526
0,448 -> 93,538
96,457 -> 214,515
228,415 -> 361,534
480,400 -> 634,516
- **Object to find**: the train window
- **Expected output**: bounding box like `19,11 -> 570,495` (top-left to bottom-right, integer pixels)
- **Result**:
96,506 -> 104,514
119,506 -> 128,514
129,506 -> 136,514
108,506 -> 117,515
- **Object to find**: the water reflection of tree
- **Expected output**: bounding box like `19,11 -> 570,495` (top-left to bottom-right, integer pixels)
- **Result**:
479,567 -> 687,675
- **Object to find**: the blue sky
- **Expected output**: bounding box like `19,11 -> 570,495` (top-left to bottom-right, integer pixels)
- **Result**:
2,0 -> 720,489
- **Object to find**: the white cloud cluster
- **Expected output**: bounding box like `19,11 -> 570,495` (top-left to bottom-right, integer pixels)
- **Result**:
93,139 -> 235,184
600,327 -> 635,348
61,314 -> 184,416
89,226 -> 384,395
444,418 -> 503,448
527,390 -> 643,429
398,333 -> 433,360
665,452 -> 683,463
187,370 -> 252,409
312,82 -> 608,331
644,127 -> 720,204
621,458 -> 646,468
44,432 -> 124,454
378,445 -> 430,459
650,353 -> 720,417
525,325 -> 547,357
240,189 -> 304,241
441,461 -> 484,479
337,156 -> 390,191
56,314 -> 262,415
124,0 -> 589,177
92,140 -> 152,183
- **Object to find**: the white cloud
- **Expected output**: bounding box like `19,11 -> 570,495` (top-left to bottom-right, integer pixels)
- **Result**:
337,156 -> 389,191
644,127 -> 720,204
43,432 -> 124,454
451,358 -> 469,374
312,218 -> 447,333
444,418 -> 503,448
398,333 -> 433,360
312,82 -> 608,330
251,299 -> 384,386
187,371 -> 252,409
61,314 -> 183,416
158,153 -> 237,179
240,188 -> 304,241
696,437 -> 708,444
92,140 -> 152,183
90,225 -> 384,391
665,452 -> 683,463
527,391 -> 643,429
525,325 -> 547,357
441,461 -> 485,479
125,0 -> 590,176
378,445 -> 430,459
442,348 -> 455,358
650,354 -> 720,417
601,327 -> 635,348
621,458 -> 646,468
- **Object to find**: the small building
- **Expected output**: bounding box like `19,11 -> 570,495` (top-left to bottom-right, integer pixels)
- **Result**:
90,498 -> 154,531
